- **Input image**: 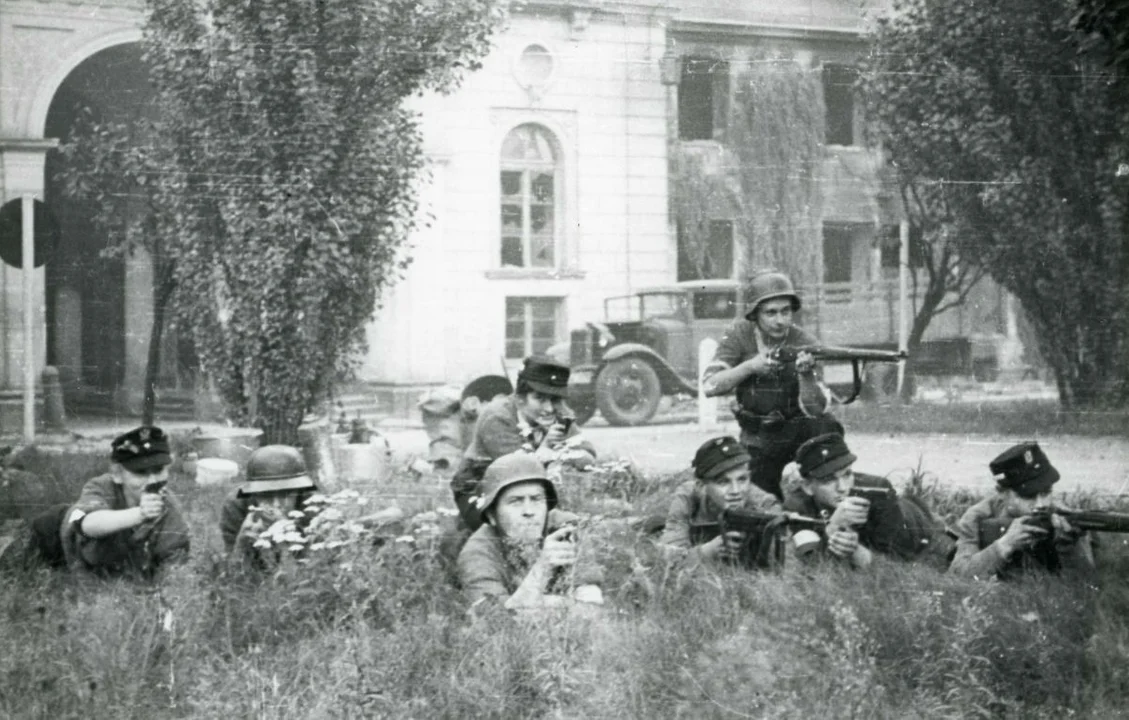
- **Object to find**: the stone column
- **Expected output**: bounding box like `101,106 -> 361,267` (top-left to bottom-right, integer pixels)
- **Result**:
115,246 -> 153,414
0,138 -> 56,433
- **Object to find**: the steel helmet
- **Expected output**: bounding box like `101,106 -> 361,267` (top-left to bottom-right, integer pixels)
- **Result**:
744,271 -> 801,320
241,444 -> 317,495
473,451 -> 559,516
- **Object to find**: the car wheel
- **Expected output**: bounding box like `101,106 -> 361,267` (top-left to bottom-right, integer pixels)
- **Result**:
595,358 -> 663,426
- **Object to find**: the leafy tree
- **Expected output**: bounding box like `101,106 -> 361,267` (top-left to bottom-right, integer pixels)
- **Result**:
726,59 -> 825,288
862,0 -> 1127,408
59,0 -> 507,441
671,148 -> 736,280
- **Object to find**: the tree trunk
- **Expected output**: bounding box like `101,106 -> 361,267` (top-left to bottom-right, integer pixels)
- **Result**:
141,273 -> 175,426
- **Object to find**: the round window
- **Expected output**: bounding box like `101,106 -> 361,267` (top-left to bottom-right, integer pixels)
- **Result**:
515,44 -> 554,89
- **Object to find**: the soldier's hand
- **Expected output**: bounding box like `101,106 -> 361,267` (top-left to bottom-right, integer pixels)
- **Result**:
1050,512 -> 1083,542
251,505 -> 285,526
828,496 -> 870,532
795,350 -> 816,374
700,531 -> 746,561
827,528 -> 859,558
999,517 -> 1048,556
744,353 -> 781,376
540,526 -> 578,568
138,492 -> 166,521
539,423 -> 568,451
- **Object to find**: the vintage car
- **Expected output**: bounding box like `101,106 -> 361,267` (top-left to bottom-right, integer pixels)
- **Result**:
550,280 -> 743,426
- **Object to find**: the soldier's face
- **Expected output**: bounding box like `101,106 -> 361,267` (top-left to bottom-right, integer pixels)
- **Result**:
113,463 -> 169,505
755,299 -> 794,340
518,391 -> 562,427
805,466 -> 855,511
1006,490 -> 1052,516
704,466 -> 752,509
491,481 -> 549,540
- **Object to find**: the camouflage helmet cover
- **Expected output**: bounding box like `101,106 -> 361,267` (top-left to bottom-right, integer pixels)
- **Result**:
744,271 -> 801,320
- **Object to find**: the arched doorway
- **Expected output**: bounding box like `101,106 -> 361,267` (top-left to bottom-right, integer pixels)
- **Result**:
43,43 -> 194,415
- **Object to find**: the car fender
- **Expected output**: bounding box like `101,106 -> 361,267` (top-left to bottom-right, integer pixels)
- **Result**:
599,344 -> 697,395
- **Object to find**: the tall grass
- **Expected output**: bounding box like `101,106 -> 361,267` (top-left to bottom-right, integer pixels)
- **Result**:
3,448 -> 1129,718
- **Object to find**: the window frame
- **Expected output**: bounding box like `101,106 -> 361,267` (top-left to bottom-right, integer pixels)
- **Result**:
499,124 -> 562,270
822,63 -> 859,147
504,296 -> 563,360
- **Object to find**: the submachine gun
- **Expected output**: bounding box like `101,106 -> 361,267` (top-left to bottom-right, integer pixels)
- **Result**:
979,507 -> 1129,548
769,345 -> 908,404
692,509 -> 827,569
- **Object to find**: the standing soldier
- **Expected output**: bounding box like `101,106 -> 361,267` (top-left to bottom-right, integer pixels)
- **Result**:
702,270 -> 841,500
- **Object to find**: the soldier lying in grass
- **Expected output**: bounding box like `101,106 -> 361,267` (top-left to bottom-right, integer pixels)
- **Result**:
221,445 -> 320,568
450,356 -> 596,533
658,436 -> 782,564
44,426 -> 190,579
949,442 -> 1094,580
782,433 -> 951,569
457,452 -> 604,613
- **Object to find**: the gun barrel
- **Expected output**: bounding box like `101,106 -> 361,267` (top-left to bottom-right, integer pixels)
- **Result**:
1060,509 -> 1129,533
800,345 -> 908,363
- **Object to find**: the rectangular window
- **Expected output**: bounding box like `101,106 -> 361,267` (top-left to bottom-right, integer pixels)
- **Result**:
880,225 -> 926,269
823,64 -> 858,146
500,170 -> 555,268
822,224 -> 853,284
505,297 -> 562,359
679,57 -> 728,141
677,219 -> 734,281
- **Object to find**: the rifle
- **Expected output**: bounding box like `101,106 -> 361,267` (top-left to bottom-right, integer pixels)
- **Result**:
978,507 -> 1129,548
770,345 -> 908,404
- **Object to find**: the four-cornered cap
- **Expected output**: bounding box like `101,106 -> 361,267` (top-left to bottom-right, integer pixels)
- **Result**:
796,433 -> 857,480
990,441 -> 1059,497
241,445 -> 317,495
744,270 -> 801,320
111,426 -> 172,472
692,436 -> 751,481
475,451 -> 558,515
519,355 -> 570,398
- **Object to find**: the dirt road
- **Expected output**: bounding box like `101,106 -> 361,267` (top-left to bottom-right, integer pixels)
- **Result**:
384,421 -> 1129,498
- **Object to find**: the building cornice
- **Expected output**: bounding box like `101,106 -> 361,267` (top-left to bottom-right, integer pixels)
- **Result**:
671,18 -> 867,44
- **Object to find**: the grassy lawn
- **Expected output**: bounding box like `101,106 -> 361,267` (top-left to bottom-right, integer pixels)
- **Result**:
2,444 -> 1129,719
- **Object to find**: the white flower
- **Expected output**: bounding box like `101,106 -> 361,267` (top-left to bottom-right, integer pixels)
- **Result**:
413,511 -> 438,524
288,510 -> 305,519
395,535 -> 415,544
436,508 -> 458,517
253,538 -> 272,550
288,545 -> 304,553
320,508 -> 344,522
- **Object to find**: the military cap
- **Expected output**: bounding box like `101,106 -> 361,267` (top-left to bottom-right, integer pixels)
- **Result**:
990,441 -> 1059,497
692,436 -> 751,481
795,433 -> 857,480
110,425 -> 172,472
518,356 -> 570,399
474,451 -> 559,515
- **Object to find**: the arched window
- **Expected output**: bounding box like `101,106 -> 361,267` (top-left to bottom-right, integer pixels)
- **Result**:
500,124 -> 559,268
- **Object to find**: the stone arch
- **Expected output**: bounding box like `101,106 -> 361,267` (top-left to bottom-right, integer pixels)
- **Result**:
27,27 -> 143,138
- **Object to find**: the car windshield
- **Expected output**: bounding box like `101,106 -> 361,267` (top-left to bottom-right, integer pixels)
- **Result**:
640,293 -> 686,320
693,291 -> 738,320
